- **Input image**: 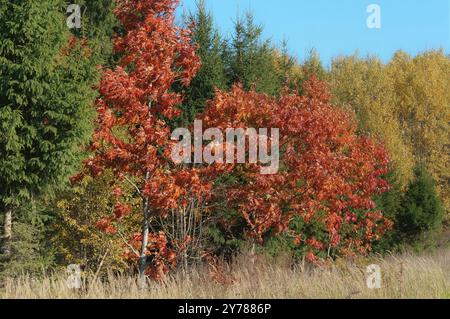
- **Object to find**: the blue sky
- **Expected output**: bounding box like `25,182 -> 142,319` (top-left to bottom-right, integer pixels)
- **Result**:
177,0 -> 450,66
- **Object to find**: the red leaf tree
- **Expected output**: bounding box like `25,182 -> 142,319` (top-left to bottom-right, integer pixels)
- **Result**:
81,0 -> 392,276
202,77 -> 392,262
80,0 -> 203,280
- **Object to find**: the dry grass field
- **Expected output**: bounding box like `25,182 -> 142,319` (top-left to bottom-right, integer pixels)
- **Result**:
1,248 -> 449,299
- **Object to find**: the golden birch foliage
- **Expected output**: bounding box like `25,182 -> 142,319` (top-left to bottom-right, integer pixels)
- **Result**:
329,51 -> 449,213
329,54 -> 415,189
387,50 -> 450,212
51,172 -> 141,274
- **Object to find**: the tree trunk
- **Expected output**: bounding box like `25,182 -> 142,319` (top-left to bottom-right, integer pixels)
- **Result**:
1,207 -> 12,258
138,171 -> 152,287
139,197 -> 150,287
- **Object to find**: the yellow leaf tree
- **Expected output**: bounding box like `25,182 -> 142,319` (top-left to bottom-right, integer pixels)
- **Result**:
329,54 -> 415,190
387,50 -> 450,213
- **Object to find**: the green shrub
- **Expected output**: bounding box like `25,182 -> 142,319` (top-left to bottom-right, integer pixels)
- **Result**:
396,165 -> 444,241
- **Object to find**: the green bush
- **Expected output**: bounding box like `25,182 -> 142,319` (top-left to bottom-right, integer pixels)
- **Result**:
396,165 -> 444,241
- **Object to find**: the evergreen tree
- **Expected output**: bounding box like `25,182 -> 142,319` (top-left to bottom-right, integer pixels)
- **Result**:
0,0 -> 98,260
65,0 -> 119,65
278,40 -> 295,83
396,165 -> 444,240
226,12 -> 280,95
0,199 -> 55,278
180,0 -> 227,124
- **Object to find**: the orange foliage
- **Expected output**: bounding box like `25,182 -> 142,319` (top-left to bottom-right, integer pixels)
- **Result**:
202,77 -> 392,259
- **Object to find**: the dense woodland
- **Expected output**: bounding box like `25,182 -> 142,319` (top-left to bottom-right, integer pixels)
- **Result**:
0,0 -> 448,281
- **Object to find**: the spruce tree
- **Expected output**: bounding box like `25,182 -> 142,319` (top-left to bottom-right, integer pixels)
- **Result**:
396,165 -> 444,240
180,0 -> 227,124
0,0 -> 97,259
226,12 -> 280,95
65,0 -> 119,65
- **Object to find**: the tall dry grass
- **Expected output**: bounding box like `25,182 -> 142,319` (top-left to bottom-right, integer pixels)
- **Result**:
1,248 -> 449,299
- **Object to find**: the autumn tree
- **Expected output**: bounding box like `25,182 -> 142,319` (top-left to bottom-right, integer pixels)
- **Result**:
330,51 -> 449,217
52,172 -> 140,274
202,78 -> 392,262
79,0 -> 205,281
329,54 -> 414,190
273,40 -> 304,92
0,0 -> 97,260
301,49 -> 327,82
387,50 -> 450,214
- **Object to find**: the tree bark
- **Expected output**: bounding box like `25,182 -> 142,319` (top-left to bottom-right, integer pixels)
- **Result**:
139,197 -> 150,286
1,207 -> 12,258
